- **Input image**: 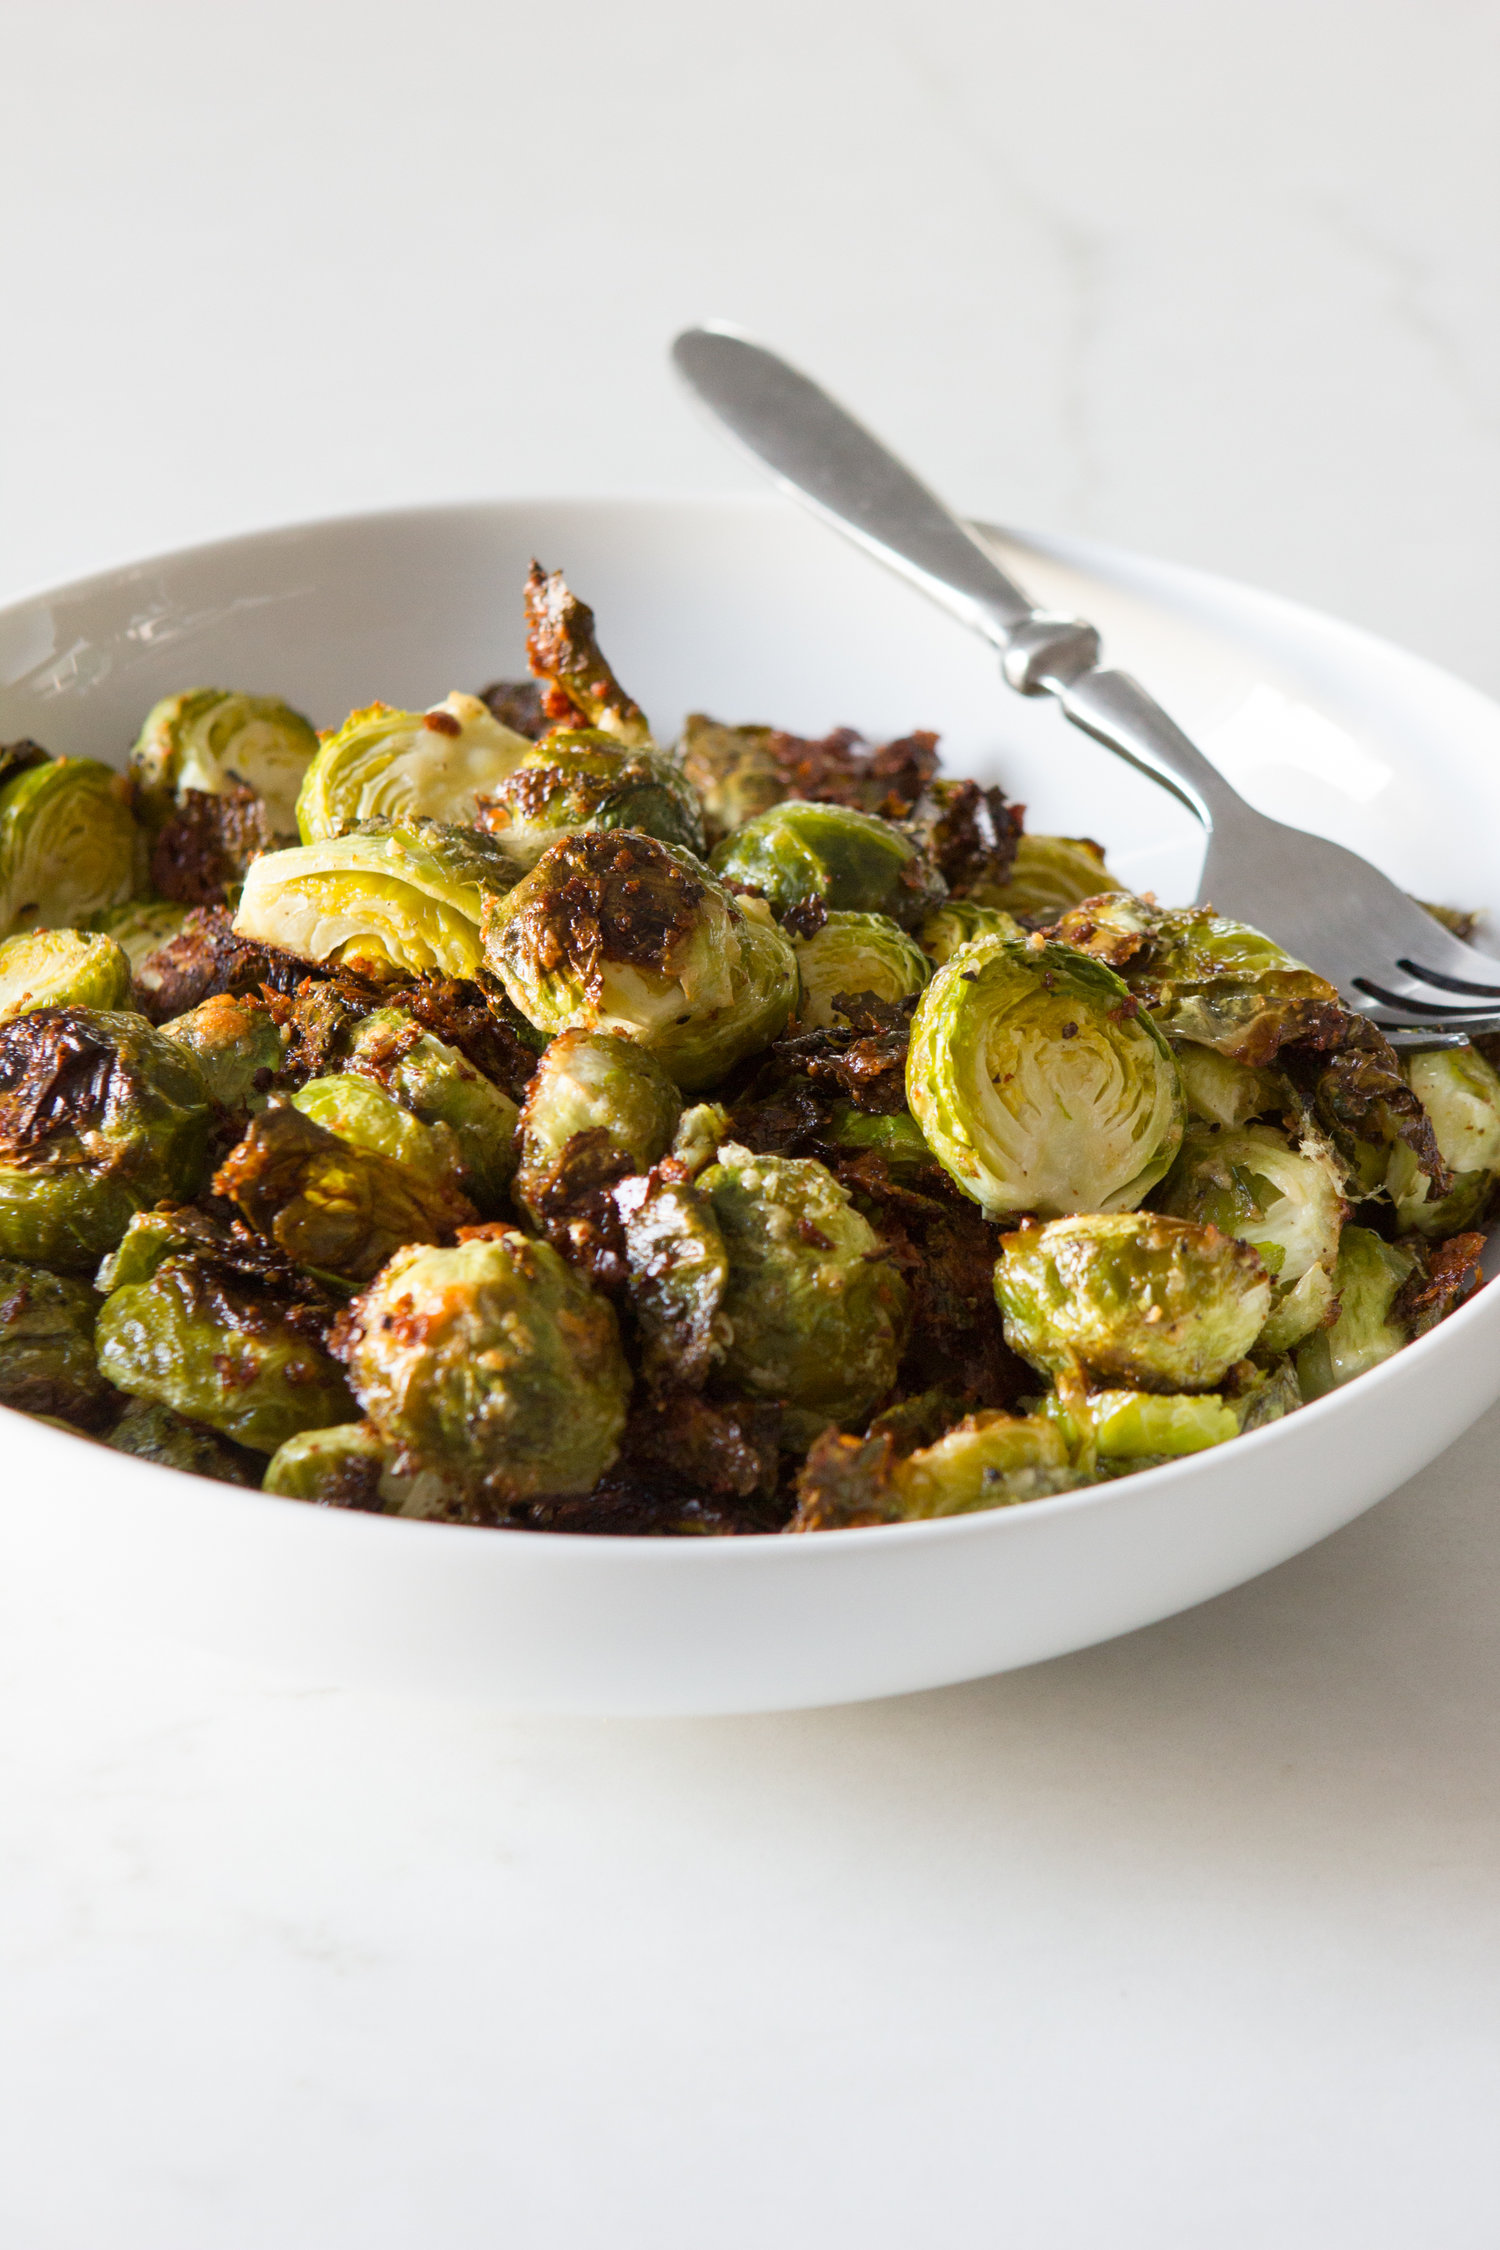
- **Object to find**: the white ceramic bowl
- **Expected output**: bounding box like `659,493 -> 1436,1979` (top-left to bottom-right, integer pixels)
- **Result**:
2,496 -> 1497,1716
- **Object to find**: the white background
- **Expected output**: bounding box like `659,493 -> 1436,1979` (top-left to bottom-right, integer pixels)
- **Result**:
4,3 -> 1500,2242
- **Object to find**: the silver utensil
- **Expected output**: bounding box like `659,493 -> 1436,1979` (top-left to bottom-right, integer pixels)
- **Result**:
672,324 -> 1500,1049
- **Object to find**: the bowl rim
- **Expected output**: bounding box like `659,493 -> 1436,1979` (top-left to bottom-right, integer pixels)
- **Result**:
3,488 -> 1495,1562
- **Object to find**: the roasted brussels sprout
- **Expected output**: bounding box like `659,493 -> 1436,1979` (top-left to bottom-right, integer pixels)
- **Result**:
789,910 -> 930,1030
88,898 -> 190,974
214,1099 -> 475,1282
261,1419 -> 389,1507
670,1100 -> 732,1179
1174,1043 -> 1287,1130
484,830 -> 797,1090
698,1143 -> 908,1438
918,898 -> 1024,967
474,732 -> 705,866
0,1257 -> 115,1429
969,834 -> 1124,919
677,715 -> 786,843
791,1408 -> 1075,1530
343,1009 -> 519,1211
96,1253 -> 354,1453
104,1396 -> 263,1485
524,564 -> 652,747
334,1227 -> 631,1500
296,694 -> 533,842
513,1029 -> 680,1226
291,1073 -> 465,1194
614,1164 -> 729,1387
0,928 -> 131,1021
823,1104 -> 936,1177
710,799 -> 946,930
1154,1121 -> 1346,1354
1284,1009 -> 1447,1204
1050,895 -> 1342,1064
906,934 -> 1184,1219
995,1211 -> 1271,1392
1293,1225 -> 1416,1398
161,991 -> 289,1111
130,689 -> 318,835
1069,1387 -> 1241,1461
0,758 -> 141,937
233,820 -> 520,982
0,1008 -> 214,1271
1392,1045 -> 1500,1236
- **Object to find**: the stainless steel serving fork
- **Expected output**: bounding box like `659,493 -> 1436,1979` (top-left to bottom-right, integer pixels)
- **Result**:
673,326 -> 1500,1049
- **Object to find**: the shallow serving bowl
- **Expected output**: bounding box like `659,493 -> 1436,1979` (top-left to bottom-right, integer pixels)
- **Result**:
1,494 -> 1497,1715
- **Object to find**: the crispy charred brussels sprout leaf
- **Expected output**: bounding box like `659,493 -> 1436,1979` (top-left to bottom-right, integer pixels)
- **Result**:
789,910 -> 931,1030
234,820 -> 520,982
0,758 -> 141,937
161,991 -> 289,1112
699,1142 -> 908,1438
475,732 -> 705,866
148,784 -> 276,907
902,778 -> 1023,898
335,1227 -> 631,1501
1293,1225 -> 1416,1398
996,1211 -> 1271,1392
0,1258 -> 115,1429
1393,1046 -> 1500,1236
0,1008 -> 214,1271
88,898 -> 190,974
918,898 -> 1024,967
97,1254 -> 354,1453
906,934 -> 1184,1219
970,834 -> 1124,919
513,1028 -> 680,1227
477,679 -> 550,740
0,928 -> 131,1021
104,1396 -> 263,1485
130,689 -> 318,835
484,830 -> 797,1090
710,799 -> 946,930
343,1009 -> 519,1211
131,904 -> 311,1023
678,715 -> 786,844
1174,1042 -> 1288,1129
524,564 -> 652,746
614,1164 -> 729,1387
1284,1010 -> 1448,1203
262,1419 -> 389,1508
296,694 -> 533,842
791,1408 -> 1076,1530
1051,895 -> 1343,1064
1154,1121 -> 1346,1354
214,1100 -> 475,1282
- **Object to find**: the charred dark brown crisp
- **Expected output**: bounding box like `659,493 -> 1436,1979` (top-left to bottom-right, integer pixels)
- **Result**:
0,1008 -> 134,1155
133,906 -> 327,1023
519,1125 -> 632,1289
1283,1009 -> 1450,1195
499,1393 -> 790,1536
149,785 -> 279,908
1394,1230 -> 1486,1337
903,777 -> 1023,895
137,1203 -> 348,1345
779,895 -> 829,941
772,991 -> 917,1114
0,739 -> 53,790
477,678 -> 551,740
504,831 -> 706,1004
423,709 -> 462,739
312,1451 -> 386,1512
523,562 -> 650,743
754,725 -> 941,819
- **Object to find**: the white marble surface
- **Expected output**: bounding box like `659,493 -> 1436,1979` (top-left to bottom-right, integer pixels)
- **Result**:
4,2 -> 1500,2242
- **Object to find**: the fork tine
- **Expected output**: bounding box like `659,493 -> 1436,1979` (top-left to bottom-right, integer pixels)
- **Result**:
1352,977 -> 1500,1019
1393,955 -> 1500,999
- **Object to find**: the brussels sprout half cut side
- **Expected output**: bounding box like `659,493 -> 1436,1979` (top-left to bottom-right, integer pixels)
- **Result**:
0,929 -> 132,1021
296,695 -> 533,842
0,760 -> 141,938
131,689 -> 319,835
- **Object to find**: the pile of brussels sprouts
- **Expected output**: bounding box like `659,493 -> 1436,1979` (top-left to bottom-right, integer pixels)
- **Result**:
0,563 -> 1493,1535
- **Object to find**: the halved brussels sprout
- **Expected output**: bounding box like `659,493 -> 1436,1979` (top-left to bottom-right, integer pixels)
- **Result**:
1071,1387 -> 1241,1460
262,1419 -> 389,1507
88,898 -> 190,974
513,1029 -> 681,1227
918,898 -> 1024,967
1393,1045 -> 1500,1237
1050,895 -> 1341,1065
334,1227 -> 631,1500
614,1165 -> 729,1388
791,1408 -> 1076,1529
233,820 -> 520,982
1174,1042 -> 1288,1129
995,1211 -> 1271,1391
0,1257 -> 115,1429
130,689 -> 318,835
1293,1225 -> 1416,1398
0,758 -> 141,938
105,1396 -> 263,1486
0,1008 -> 214,1271
0,928 -> 131,1021
484,830 -> 797,1090
698,1142 -> 908,1438
906,934 -> 1184,1219
344,1010 -> 519,1212
709,800 -> 946,930
790,910 -> 931,1030
296,694 -> 533,842
214,1099 -> 476,1282
677,715 -> 785,844
96,1255 -> 355,1453
1154,1121 -> 1346,1354
524,564 -> 652,747
161,991 -> 289,1111
291,1073 -> 466,1196
474,732 -> 706,866
968,834 -> 1124,919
